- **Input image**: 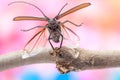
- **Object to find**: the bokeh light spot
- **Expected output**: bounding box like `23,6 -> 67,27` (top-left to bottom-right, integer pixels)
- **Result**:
20,71 -> 41,80
55,73 -> 71,80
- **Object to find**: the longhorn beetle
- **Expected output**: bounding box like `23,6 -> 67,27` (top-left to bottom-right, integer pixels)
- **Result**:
9,1 -> 91,51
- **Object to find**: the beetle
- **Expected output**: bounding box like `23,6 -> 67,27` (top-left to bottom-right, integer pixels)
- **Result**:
9,1 -> 91,51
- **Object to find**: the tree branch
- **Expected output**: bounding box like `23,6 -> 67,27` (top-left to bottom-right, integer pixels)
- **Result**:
1,47 -> 120,73
0,48 -> 55,71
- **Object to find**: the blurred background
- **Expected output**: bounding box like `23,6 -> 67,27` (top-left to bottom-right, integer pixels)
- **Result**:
0,0 -> 120,80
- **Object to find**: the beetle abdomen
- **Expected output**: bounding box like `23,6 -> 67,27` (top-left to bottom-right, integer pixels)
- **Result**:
51,31 -> 60,43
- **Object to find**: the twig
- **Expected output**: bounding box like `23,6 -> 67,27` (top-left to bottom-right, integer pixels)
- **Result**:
0,47 -> 120,73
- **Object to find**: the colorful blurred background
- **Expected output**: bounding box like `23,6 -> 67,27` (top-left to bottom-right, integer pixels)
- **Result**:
0,0 -> 120,80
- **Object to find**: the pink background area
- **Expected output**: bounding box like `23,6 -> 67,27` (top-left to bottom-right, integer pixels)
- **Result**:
0,0 -> 120,80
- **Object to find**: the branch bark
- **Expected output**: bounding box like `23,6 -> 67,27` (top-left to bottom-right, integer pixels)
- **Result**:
0,48 -> 55,71
0,47 -> 120,73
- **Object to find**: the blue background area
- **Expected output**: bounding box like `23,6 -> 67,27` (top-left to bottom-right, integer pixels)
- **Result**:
20,71 -> 42,80
19,70 -> 78,80
55,73 -> 71,80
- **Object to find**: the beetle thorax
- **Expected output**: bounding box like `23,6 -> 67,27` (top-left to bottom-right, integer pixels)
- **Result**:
48,18 -> 59,29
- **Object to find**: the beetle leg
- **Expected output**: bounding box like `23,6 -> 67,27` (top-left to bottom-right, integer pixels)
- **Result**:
56,29 -> 63,48
48,31 -> 54,49
21,26 -> 45,32
62,20 -> 83,27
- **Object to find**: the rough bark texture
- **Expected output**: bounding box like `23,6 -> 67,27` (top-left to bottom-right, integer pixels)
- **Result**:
0,47 -> 120,73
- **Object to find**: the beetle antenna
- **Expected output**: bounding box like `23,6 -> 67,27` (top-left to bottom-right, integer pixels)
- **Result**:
8,1 -> 49,20
55,3 -> 68,19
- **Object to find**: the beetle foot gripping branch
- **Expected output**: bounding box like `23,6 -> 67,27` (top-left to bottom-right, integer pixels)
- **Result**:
50,47 -> 80,74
